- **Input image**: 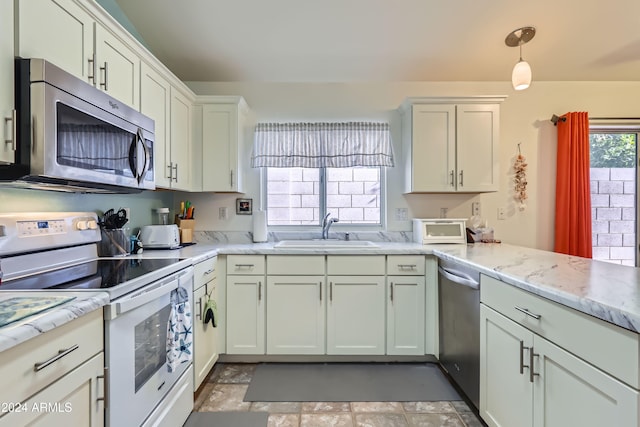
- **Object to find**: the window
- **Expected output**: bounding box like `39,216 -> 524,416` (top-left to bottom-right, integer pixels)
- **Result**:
265,166 -> 383,227
590,129 -> 639,266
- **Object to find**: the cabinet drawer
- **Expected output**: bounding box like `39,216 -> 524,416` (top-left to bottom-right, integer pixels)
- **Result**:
481,274 -> 640,388
327,256 -> 385,275
227,255 -> 265,275
0,309 -> 103,407
267,255 -> 324,275
386,255 -> 425,275
195,256 -> 217,288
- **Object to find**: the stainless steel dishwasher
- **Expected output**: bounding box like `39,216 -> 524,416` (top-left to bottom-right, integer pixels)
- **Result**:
438,258 -> 481,410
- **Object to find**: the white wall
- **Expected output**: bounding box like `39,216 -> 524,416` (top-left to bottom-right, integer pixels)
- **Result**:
180,80 -> 640,250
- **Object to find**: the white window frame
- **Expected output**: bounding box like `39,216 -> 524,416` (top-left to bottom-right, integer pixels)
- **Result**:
261,166 -> 387,231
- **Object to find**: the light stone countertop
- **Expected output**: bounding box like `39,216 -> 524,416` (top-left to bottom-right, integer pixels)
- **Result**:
0,291 -> 109,353
5,238 -> 637,355
144,241 -> 640,333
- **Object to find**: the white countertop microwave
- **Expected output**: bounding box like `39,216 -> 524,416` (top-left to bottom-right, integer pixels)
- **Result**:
413,218 -> 467,244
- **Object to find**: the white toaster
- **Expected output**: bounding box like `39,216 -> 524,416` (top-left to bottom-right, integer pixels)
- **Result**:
139,224 -> 180,249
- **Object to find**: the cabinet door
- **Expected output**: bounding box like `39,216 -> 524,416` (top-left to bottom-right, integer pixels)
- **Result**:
0,352 -> 105,427
456,104 -> 499,192
140,62 -> 171,188
17,0 -> 94,83
533,336 -> 639,427
409,104 -> 456,192
170,88 -> 192,191
480,305 -> 533,427
326,276 -> 385,355
0,0 -> 14,164
266,276 -> 325,355
226,275 -> 265,354
193,279 -> 218,389
94,24 -> 140,109
201,103 -> 240,192
386,276 -> 425,355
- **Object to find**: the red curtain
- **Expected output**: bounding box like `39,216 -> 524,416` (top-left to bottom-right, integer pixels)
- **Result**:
554,112 -> 592,258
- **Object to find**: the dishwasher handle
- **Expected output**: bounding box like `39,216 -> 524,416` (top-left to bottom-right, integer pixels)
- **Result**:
438,266 -> 480,290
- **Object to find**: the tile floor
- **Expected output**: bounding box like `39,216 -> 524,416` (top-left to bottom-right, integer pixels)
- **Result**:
194,363 -> 486,427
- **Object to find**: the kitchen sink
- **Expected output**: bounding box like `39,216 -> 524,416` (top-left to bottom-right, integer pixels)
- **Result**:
274,240 -> 380,249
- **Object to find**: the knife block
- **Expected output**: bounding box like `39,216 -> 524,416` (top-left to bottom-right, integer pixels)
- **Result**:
175,216 -> 195,243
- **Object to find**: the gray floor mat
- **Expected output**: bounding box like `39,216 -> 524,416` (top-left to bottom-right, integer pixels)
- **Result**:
183,411 -> 268,427
244,362 -> 461,402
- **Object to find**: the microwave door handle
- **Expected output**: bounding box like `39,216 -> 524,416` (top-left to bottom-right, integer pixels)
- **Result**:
136,129 -> 149,184
128,136 -> 139,180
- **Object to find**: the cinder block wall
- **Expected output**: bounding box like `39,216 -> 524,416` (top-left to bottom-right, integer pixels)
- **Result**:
591,168 -> 636,266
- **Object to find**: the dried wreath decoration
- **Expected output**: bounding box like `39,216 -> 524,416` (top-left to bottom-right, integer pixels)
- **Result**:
514,143 -> 528,211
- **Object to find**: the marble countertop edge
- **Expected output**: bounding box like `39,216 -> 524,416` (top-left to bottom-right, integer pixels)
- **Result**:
0,292 -> 110,353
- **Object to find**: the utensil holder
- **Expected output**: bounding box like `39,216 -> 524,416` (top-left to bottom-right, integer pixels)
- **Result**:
99,228 -> 130,256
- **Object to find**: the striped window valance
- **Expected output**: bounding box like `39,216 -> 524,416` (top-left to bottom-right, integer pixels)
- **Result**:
251,122 -> 394,168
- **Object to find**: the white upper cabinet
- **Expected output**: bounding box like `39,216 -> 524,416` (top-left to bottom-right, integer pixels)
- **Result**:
200,97 -> 250,192
94,23 -> 140,109
140,62 -> 171,188
17,0 -> 140,109
400,97 -> 505,193
0,0 -> 15,164
169,87 -> 193,191
17,0 -> 94,82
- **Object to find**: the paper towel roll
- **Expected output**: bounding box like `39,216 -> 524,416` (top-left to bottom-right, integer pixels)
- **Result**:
253,210 -> 268,242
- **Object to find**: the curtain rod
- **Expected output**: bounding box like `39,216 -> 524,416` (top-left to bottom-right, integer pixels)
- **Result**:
550,115 -> 640,126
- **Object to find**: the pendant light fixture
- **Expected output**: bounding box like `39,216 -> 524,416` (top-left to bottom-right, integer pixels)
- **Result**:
505,26 -> 536,90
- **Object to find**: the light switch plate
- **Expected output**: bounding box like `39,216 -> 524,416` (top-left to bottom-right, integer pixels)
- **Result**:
394,208 -> 408,221
219,207 -> 228,220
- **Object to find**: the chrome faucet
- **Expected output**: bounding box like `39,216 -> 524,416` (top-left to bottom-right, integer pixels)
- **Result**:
322,213 -> 339,239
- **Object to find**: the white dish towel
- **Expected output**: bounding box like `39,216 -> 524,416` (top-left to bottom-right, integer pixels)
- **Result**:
166,286 -> 192,373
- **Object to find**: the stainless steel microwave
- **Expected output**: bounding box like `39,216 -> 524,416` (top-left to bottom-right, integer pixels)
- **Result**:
0,58 -> 155,193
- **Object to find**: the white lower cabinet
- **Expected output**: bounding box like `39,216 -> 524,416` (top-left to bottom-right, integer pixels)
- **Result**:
266,276 -> 325,354
481,305 -> 638,427
226,275 -> 265,355
386,275 -> 425,355
193,256 -> 218,389
326,275 -> 386,355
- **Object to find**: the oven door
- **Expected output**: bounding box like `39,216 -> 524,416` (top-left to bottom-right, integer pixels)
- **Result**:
105,267 -> 193,427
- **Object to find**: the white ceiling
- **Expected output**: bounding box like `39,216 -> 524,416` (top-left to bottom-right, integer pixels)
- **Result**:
114,0 -> 640,83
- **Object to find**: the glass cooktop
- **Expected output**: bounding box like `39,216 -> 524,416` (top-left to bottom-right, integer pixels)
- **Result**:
0,258 -> 183,291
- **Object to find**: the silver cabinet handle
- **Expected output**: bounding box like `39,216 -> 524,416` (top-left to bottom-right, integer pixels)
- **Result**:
34,344 -> 79,372
172,163 -> 178,182
514,306 -> 541,320
529,346 -> 539,383
519,340 -> 530,375
329,282 -> 333,302
235,264 -> 255,269
167,163 -> 173,180
459,170 -> 464,187
450,170 -> 455,187
258,281 -> 262,301
4,110 -> 16,151
319,282 -> 322,301
87,55 -> 95,84
196,297 -> 202,320
230,169 -> 234,188
97,366 -> 109,408
397,264 -> 417,270
204,268 -> 215,275
100,62 -> 108,90
390,282 -> 394,302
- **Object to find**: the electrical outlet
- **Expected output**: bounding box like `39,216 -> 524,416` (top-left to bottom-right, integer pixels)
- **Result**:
440,208 -> 448,218
219,207 -> 228,220
497,207 -> 506,220
394,208 -> 408,221
472,202 -> 481,217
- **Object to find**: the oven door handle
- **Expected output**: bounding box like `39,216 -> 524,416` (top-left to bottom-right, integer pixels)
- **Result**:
113,277 -> 179,317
